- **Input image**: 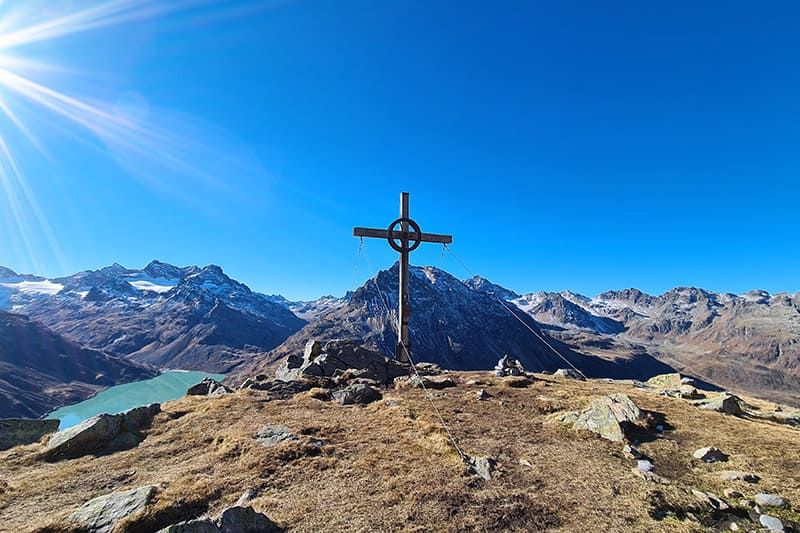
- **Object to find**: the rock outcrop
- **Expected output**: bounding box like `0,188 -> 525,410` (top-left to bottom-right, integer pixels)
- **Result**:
187,379 -> 232,397
42,404 -> 160,461
157,505 -> 282,533
0,418 -> 60,451
70,485 -> 156,533
276,339 -> 409,385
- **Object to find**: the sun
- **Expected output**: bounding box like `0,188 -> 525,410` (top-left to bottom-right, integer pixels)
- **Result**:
0,0 -> 275,272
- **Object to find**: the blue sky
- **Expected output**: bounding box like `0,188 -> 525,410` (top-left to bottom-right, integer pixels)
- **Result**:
0,0 -> 798,300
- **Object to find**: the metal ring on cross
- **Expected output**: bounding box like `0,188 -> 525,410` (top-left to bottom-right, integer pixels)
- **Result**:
387,217 -> 422,253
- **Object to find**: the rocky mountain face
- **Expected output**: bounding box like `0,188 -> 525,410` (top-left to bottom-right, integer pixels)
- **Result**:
0,261 -> 306,373
233,264 -> 674,382
469,277 -> 800,406
0,311 -> 157,418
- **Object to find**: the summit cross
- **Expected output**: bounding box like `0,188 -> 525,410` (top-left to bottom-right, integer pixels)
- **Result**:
353,192 -> 453,363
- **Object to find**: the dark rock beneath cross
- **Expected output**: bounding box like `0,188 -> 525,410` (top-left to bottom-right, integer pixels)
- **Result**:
276,339 -> 409,385
333,383 -> 383,405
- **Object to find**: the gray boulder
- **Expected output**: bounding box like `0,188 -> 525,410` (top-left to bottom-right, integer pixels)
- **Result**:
692,447 -> 728,463
277,339 -> 408,385
70,485 -> 156,533
43,404 -> 160,461
187,378 -> 232,397
332,384 -> 382,405
691,489 -> 730,511
720,470 -> 760,483
760,514 -> 785,532
467,455 -> 496,480
157,505 -> 281,533
395,375 -> 457,390
699,393 -> 744,416
554,368 -> 585,380
755,493 -> 787,508
0,418 -> 60,451
572,393 -> 642,442
217,505 -> 282,532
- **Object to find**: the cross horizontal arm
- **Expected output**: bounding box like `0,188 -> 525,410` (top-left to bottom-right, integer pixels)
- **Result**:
353,227 -> 453,244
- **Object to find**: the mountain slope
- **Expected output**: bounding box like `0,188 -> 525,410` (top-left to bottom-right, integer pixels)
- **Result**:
2,261 -> 306,373
0,311 -> 157,418
234,264 -> 675,381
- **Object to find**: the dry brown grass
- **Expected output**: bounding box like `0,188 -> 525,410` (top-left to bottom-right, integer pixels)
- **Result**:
0,373 -> 798,532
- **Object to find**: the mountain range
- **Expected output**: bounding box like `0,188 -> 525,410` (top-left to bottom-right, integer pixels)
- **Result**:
1,260 -> 797,417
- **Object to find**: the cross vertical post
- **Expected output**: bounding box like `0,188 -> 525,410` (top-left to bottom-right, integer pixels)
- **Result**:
353,192 -> 453,363
398,192 -> 411,362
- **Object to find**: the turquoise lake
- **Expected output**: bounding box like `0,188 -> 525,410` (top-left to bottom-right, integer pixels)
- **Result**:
47,371 -> 225,430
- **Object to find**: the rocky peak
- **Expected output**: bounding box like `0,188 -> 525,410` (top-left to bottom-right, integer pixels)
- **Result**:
463,275 -> 520,300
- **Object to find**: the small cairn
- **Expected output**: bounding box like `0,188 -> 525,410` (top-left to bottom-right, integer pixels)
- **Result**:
494,355 -> 525,377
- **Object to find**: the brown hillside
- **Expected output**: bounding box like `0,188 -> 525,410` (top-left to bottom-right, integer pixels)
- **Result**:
1,373 -> 799,532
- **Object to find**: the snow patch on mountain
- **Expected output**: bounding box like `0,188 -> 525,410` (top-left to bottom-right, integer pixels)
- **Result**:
0,279 -> 64,296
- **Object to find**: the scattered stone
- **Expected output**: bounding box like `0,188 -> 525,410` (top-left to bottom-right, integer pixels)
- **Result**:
43,404 -> 160,461
623,444 -> 645,460
476,389 -> 491,401
553,368 -> 585,380
467,455 -> 496,480
636,459 -> 654,472
572,393 -> 642,442
728,521 -> 740,531
754,493 -> 786,508
413,362 -> 444,376
655,424 -> 664,433
0,418 -> 60,451
699,393 -> 744,416
724,489 -> 743,499
332,383 -> 382,405
632,468 -> 670,484
693,447 -> 729,463
692,489 -> 730,511
246,379 -> 316,399
277,339 -> 409,385
519,458 -> 533,468
254,425 -> 298,447
493,355 -> 525,377
720,470 -> 760,483
759,514 -> 785,532
680,376 -> 695,385
70,485 -> 156,533
661,385 -> 704,400
305,387 -> 332,401
395,375 -> 456,390
187,378 -> 232,397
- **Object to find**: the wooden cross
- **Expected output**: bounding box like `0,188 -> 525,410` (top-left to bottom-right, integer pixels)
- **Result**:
353,192 -> 453,363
